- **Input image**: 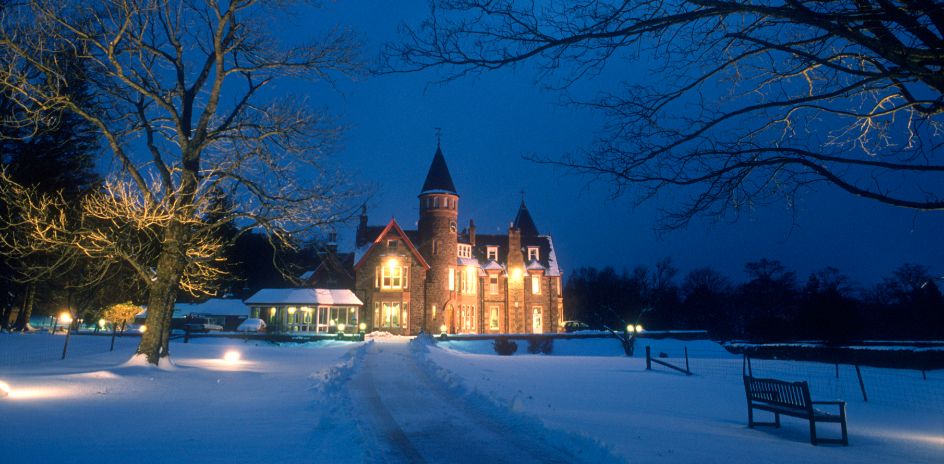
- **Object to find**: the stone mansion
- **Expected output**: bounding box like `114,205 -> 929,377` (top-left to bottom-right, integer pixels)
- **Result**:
348,145 -> 564,335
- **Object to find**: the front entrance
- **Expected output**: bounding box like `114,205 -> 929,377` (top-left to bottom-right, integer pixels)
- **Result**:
532,307 -> 542,333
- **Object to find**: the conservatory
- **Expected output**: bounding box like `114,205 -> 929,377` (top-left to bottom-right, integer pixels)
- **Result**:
243,288 -> 363,334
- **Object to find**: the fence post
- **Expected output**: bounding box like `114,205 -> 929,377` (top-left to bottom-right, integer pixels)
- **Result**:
684,347 -> 690,375
921,370 -> 927,381
184,326 -> 191,344
747,355 -> 753,377
645,345 -> 651,370
854,364 -> 868,402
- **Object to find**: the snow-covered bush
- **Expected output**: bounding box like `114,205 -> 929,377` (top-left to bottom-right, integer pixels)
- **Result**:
526,336 -> 554,354
493,338 -> 517,355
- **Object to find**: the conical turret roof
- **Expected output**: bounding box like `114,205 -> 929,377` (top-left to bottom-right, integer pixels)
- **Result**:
420,145 -> 458,196
513,200 -> 539,236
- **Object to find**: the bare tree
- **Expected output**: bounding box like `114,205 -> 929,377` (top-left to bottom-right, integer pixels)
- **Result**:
0,1 -> 358,364
384,1 -> 944,228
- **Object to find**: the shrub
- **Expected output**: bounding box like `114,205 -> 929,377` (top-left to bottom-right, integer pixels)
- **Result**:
493,338 -> 518,355
526,336 -> 554,354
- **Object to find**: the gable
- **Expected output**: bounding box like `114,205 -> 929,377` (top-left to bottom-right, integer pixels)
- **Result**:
353,218 -> 430,270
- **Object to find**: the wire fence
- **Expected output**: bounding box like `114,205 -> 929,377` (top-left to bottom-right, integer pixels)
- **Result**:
0,332 -> 139,368
646,345 -> 944,414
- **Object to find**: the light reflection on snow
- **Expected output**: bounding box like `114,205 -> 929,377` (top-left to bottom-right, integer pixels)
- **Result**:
3,384 -> 75,401
866,429 -> 944,447
182,357 -> 260,372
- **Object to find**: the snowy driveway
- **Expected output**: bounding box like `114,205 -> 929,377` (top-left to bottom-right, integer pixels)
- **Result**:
348,338 -> 595,463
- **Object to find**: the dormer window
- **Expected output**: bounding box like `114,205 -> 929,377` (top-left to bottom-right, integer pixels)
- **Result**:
486,246 -> 498,261
458,244 -> 472,258
527,247 -> 539,261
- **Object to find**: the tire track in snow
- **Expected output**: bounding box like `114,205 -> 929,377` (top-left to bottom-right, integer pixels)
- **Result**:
349,339 -> 578,464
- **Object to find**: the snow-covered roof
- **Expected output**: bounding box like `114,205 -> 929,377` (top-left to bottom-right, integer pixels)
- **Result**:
180,298 -> 251,317
457,257 -> 480,267
526,259 -> 546,271
137,298 -> 249,318
244,288 -> 363,307
541,234 -> 561,277
483,260 -> 504,271
298,270 -> 315,281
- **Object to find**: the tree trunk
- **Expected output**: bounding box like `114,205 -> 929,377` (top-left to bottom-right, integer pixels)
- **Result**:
12,283 -> 35,331
136,222 -> 188,365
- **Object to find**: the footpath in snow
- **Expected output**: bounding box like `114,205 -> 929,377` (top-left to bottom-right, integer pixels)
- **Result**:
345,337 -> 618,463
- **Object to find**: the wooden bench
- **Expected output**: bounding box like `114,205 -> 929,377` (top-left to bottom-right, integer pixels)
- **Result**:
743,375 -> 848,445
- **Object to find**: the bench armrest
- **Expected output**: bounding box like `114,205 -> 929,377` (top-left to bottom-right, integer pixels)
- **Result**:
812,400 -> 846,417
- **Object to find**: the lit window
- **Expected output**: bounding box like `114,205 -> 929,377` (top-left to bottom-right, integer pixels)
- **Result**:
528,247 -> 539,261
448,267 -> 455,291
433,197 -> 439,208
458,244 -> 471,258
489,307 -> 499,330
380,266 -> 408,289
532,275 -> 541,295
381,302 -> 400,328
461,266 -> 477,295
489,275 -> 499,294
486,246 -> 498,261
532,306 -> 542,333
432,240 -> 439,255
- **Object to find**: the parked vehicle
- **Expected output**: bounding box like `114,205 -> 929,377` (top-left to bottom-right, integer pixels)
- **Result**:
561,320 -> 592,333
236,318 -> 267,333
183,317 -> 223,333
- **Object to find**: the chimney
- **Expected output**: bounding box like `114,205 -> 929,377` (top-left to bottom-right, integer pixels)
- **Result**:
507,224 -> 523,270
327,231 -> 338,253
469,219 -> 476,247
356,203 -> 368,246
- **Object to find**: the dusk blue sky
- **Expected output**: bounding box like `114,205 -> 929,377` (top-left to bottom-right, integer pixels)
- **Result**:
288,2 -> 942,287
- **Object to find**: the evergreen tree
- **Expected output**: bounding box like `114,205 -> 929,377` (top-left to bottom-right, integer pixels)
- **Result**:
0,55 -> 100,330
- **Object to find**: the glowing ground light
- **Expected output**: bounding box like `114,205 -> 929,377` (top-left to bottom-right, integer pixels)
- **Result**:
359,322 -> 366,331
0,380 -> 11,398
139,325 -> 147,333
440,324 -> 448,333
223,351 -> 241,363
59,312 -> 73,324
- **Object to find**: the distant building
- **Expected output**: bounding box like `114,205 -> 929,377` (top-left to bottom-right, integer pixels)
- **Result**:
136,298 -> 251,331
352,144 -> 564,335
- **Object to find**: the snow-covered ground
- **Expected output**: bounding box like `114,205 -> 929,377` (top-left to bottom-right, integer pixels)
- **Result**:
0,334 -> 364,463
427,337 -> 943,463
1,333 -> 941,463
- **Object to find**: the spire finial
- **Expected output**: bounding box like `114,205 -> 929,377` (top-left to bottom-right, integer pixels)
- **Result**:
520,189 -> 526,205
434,127 -> 442,148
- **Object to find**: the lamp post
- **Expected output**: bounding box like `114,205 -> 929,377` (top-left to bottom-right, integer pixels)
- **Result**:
59,311 -> 74,360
